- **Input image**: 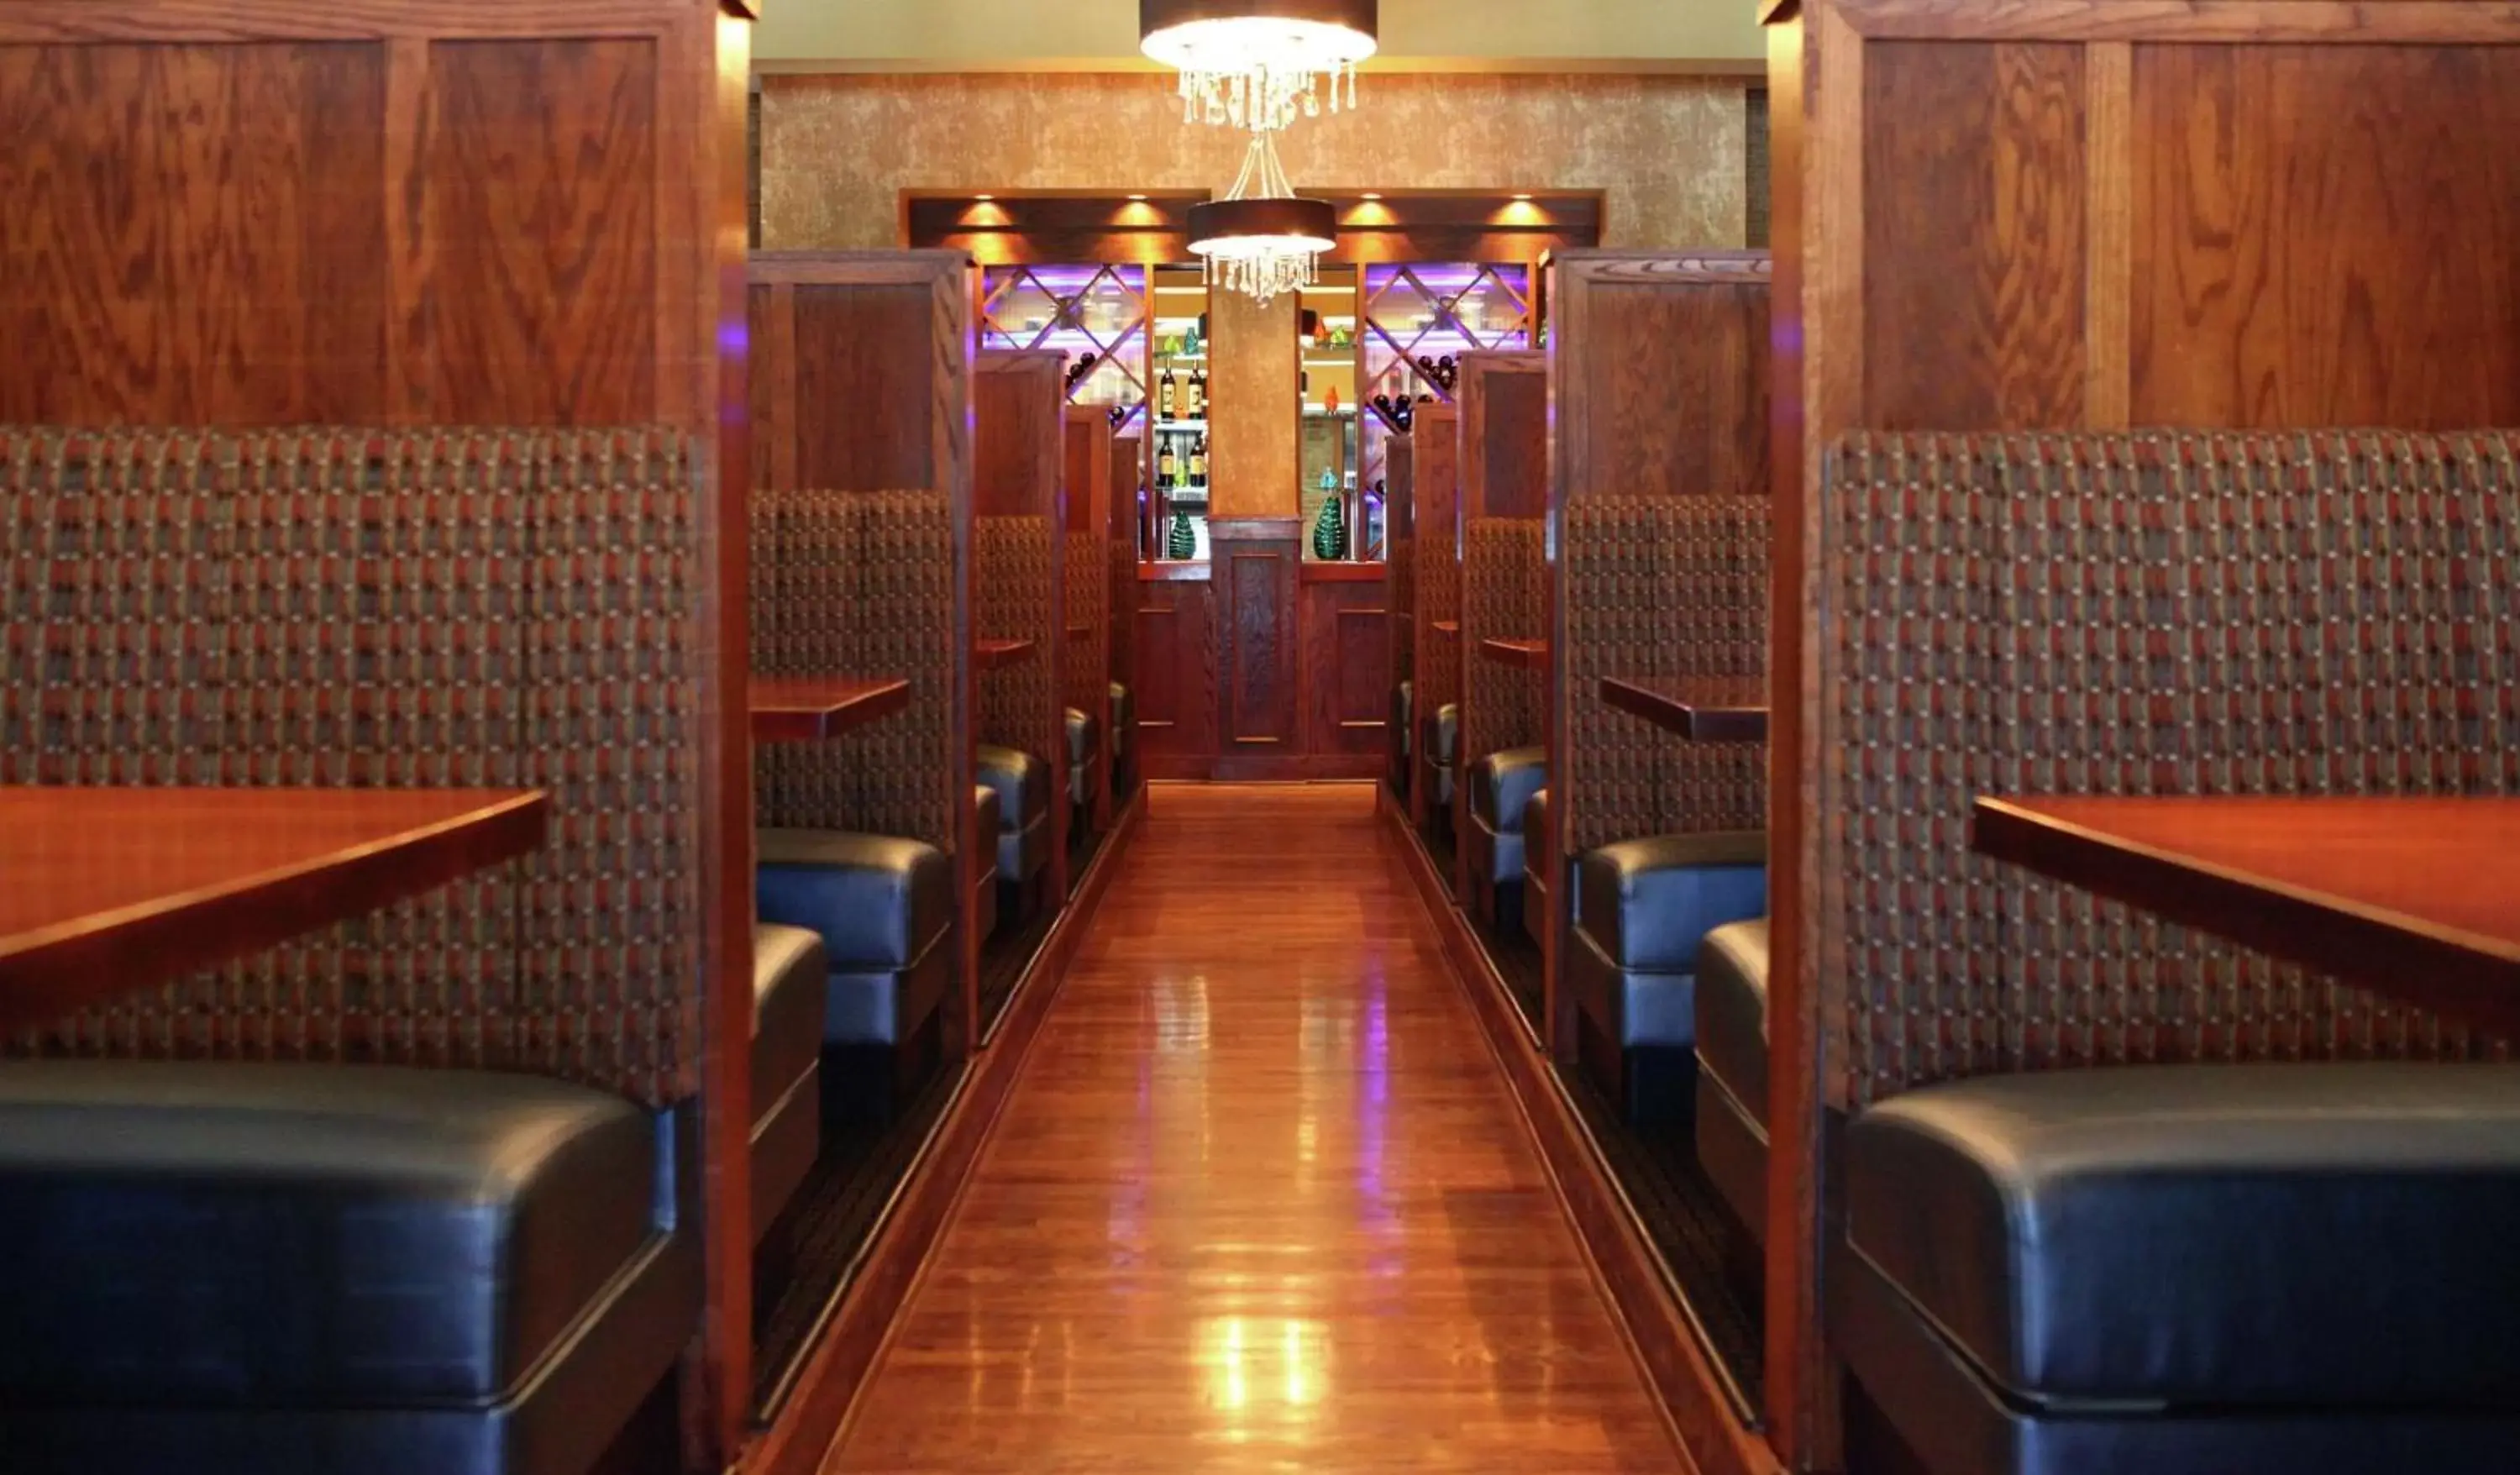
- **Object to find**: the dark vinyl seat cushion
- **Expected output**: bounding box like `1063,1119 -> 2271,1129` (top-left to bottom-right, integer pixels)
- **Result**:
1109,681 -> 1133,758
976,744 -> 1052,883
1467,746 -> 1547,883
1520,786 -> 1553,942
1693,919 -> 1770,1240
1845,1063 -> 2520,1413
1695,919 -> 1770,1123
1567,832 -> 1766,1051
1424,704 -> 1458,764
0,1062 -> 677,1409
1394,680 -> 1415,758
751,926 -> 826,1236
756,829 -> 956,1046
972,785 -> 1002,940
1065,707 -> 1098,806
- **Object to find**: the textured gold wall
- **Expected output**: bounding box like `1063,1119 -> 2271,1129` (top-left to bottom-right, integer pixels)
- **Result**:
1206,287 -> 1297,520
758,72 -> 1749,252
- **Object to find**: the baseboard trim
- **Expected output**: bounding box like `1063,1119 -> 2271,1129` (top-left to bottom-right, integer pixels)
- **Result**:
740,790 -> 1146,1475
1378,787 -> 1782,1475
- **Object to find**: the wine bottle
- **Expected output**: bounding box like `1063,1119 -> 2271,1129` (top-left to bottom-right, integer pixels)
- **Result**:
1194,370 -> 1210,416
1158,437 -> 1179,484
1160,369 -> 1179,421
1189,434 -> 1207,482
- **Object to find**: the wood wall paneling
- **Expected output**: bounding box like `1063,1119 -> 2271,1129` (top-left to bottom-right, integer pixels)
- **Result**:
1861,40 -> 2087,430
1214,521 -> 1300,752
1550,256 -> 1774,502
2128,43 -> 2520,428
1135,575 -> 1220,770
1462,353 -> 1551,521
793,282 -> 939,488
1299,575 -> 1392,772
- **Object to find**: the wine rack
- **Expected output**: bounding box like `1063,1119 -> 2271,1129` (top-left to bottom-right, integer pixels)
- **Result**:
979,264 -> 1151,433
1358,263 -> 1535,498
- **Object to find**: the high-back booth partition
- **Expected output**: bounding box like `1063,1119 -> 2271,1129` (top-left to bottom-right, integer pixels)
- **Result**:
972,350 -> 1068,1029
0,1 -> 760,1467
1062,407 -> 1115,843
1539,248 -> 1776,1464
1108,431 -> 1143,805
1453,354 -> 1551,1004
1767,3 -> 2520,1471
1410,403 -> 1463,839
1383,438 -> 1419,800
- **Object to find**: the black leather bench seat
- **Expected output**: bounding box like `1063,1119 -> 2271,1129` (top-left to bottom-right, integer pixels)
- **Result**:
752,925 -> 827,1236
1520,786 -> 1553,942
1422,703 -> 1459,806
1109,681 -> 1133,758
972,784 -> 1002,940
1567,831 -> 1766,1121
0,1061 -> 693,1470
1693,918 -> 1770,1239
1394,680 -> 1414,760
1467,745 -> 1546,884
756,828 -> 955,1046
1065,707 -> 1098,806
976,744 -> 1052,884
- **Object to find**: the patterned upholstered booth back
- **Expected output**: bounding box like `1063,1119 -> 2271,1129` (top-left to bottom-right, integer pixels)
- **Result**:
751,488 -> 958,853
1817,431 -> 2518,1108
1065,528 -> 1105,727
2,427 -> 705,1106
976,515 -> 1060,775
1462,518 -> 1546,775
1389,535 -> 1416,691
1562,496 -> 1768,854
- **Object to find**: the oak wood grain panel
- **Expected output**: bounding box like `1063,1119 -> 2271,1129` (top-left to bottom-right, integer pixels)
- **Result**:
1216,530 -> 1298,751
0,41 -> 388,425
1547,256 -> 1774,505
2129,42 -> 2520,428
1133,581 -> 1218,762
1462,353 -> 1551,522
1862,40 -> 2087,429
1299,579 -> 1391,763
974,352 -> 1063,519
1834,0 -> 2520,45
792,281 -> 937,489
428,38 -> 657,423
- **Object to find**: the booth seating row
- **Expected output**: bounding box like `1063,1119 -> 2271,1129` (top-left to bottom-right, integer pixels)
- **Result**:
0,428 -> 712,1475
753,487 -> 967,1131
1460,520 -> 1548,935
1818,431 -> 2520,1474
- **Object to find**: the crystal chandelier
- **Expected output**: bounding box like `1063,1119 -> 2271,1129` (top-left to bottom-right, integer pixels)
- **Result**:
1189,133 -> 1338,305
1140,0 -> 1378,134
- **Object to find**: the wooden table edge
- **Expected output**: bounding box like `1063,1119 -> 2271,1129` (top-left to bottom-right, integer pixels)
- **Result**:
1970,796 -> 2520,1038
751,676 -> 912,743
0,790 -> 549,1034
1478,637 -> 1547,669
1598,675 -> 1770,743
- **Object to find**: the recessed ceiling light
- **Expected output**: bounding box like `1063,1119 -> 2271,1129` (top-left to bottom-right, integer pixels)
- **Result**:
1510,192 -> 1533,202
974,193 -> 995,202
1360,192 -> 1383,201
1127,194 -> 1148,202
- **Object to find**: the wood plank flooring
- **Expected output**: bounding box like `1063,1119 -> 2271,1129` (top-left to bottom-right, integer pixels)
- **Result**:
822,784 -> 1683,1473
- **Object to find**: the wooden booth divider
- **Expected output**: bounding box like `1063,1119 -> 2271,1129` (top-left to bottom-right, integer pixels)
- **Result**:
0,1 -> 759,1464
1452,352 -> 1550,939
974,351 -> 1070,922
1063,407 -> 1116,837
1383,438 -> 1420,801
1108,431 -> 1145,805
1546,249 -> 1777,1475
1410,402 -> 1464,834
1766,1 -> 2520,1467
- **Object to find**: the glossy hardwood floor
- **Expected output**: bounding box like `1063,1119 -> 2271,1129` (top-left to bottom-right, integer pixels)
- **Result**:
824,784 -> 1683,1473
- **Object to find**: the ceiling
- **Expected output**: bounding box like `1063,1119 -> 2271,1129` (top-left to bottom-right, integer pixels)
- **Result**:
754,0 -> 1762,74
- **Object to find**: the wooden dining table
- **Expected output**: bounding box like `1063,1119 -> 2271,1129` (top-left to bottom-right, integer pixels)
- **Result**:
1599,675 -> 1769,743
1478,637 -> 1549,669
0,786 -> 548,1034
1973,795 -> 2520,1040
976,638 -> 1037,671
751,675 -> 912,743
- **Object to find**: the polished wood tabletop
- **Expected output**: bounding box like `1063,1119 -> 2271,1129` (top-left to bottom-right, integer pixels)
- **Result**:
0,786 -> 547,1033
751,675 -> 912,743
975,638 -> 1038,671
1600,675 -> 1769,743
1429,620 -> 1461,638
1974,796 -> 2520,1038
827,785 -> 1676,1472
1478,637 -> 1549,669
